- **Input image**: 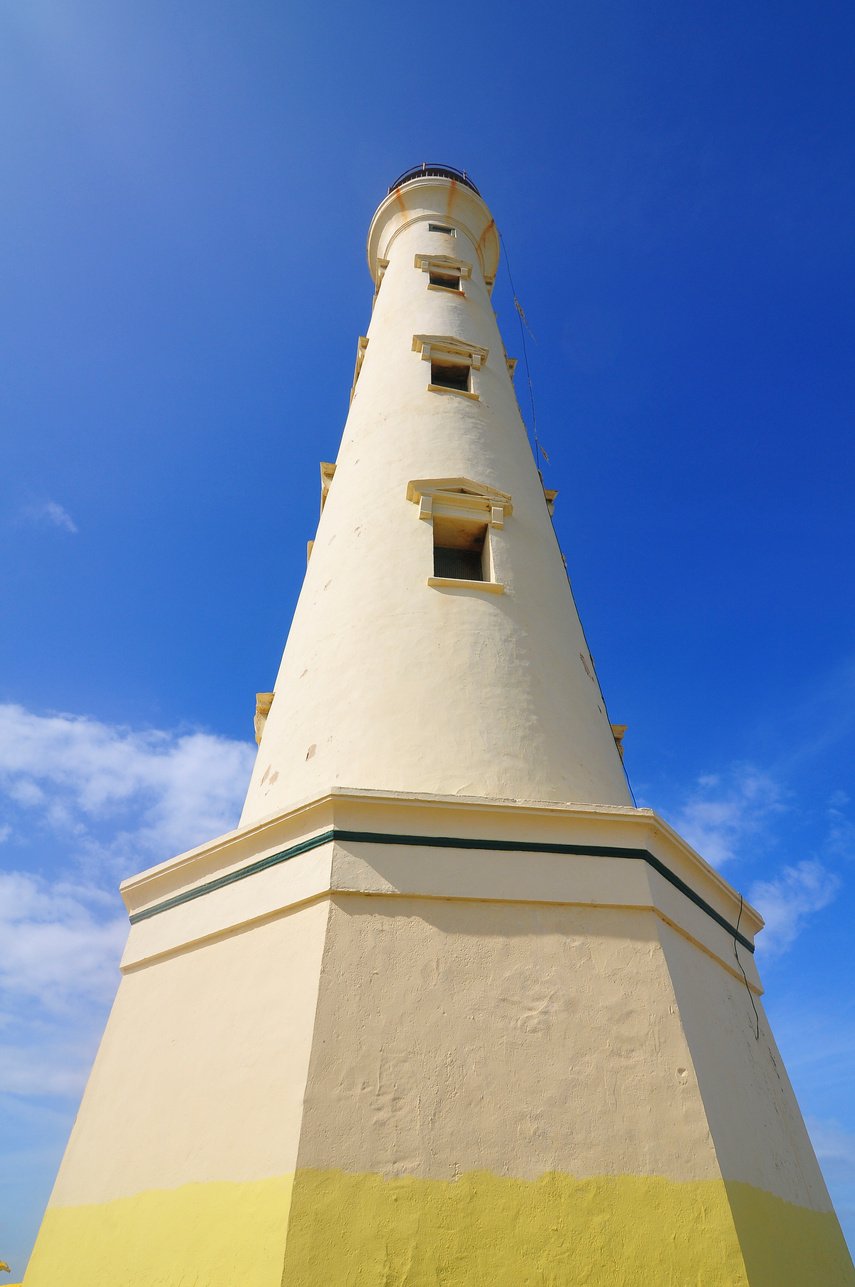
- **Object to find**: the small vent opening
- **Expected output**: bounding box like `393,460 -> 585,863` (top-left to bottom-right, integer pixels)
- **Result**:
428,223 -> 456,236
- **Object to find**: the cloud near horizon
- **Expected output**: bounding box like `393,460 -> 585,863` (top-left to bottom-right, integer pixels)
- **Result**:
806,1117 -> 855,1227
0,702 -> 255,1098
660,762 -> 847,956
0,703 -> 255,877
668,764 -> 785,867
20,500 -> 78,533
749,861 -> 841,957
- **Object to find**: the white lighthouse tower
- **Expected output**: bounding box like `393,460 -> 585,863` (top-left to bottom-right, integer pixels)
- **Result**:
24,166 -> 854,1286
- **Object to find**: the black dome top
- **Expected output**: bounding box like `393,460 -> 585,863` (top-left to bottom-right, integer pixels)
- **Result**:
388,163 -> 480,196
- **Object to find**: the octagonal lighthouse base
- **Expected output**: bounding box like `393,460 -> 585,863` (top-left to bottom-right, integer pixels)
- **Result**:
24,789 -> 853,1286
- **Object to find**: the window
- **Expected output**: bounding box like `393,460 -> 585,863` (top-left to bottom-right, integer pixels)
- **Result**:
432,516 -> 487,582
430,359 -> 470,393
406,477 -> 511,595
429,270 -> 461,291
428,223 -> 455,235
412,334 -> 488,400
415,253 -> 471,289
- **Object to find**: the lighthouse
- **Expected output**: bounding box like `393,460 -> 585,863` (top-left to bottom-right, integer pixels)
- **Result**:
24,166 -> 854,1285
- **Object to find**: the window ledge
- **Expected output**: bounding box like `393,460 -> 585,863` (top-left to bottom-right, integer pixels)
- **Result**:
427,384 -> 479,400
427,284 -> 465,297
427,577 -> 505,594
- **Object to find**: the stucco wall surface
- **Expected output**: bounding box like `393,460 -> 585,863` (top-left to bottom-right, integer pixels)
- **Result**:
280,1169 -> 853,1287
23,1178 -> 294,1287
22,1172 -> 853,1287
297,896 -> 721,1182
23,901 -> 329,1286
277,892 -> 853,1285
240,180 -> 631,827
660,922 -> 832,1206
23,882 -> 854,1286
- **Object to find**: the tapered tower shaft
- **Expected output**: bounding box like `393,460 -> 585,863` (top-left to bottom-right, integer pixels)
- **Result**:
240,171 -> 630,827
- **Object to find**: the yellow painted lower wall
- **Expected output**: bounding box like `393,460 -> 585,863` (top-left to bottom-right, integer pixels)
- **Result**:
22,1169 -> 854,1286
726,1180 -> 855,1286
283,1169 -> 736,1285
281,1170 -> 854,1287
22,1175 -> 294,1287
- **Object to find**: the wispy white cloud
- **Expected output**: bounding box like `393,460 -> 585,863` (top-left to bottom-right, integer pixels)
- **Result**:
0,703 -> 255,1105
806,1117 -> 855,1227
668,764 -> 785,867
826,790 -> 855,860
0,704 -> 256,1275
774,656 -> 855,775
749,860 -> 841,957
658,761 -> 849,958
0,1023 -> 111,1099
0,871 -> 125,1100
808,1117 -> 855,1173
0,703 -> 255,874
20,500 -> 78,533
0,872 -> 126,1015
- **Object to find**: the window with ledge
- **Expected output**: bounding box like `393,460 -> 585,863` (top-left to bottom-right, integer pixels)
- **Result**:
406,476 -> 512,594
429,270 -> 461,291
433,515 -> 487,581
415,253 -> 471,294
412,334 -> 488,400
428,223 -> 456,235
431,359 -> 470,393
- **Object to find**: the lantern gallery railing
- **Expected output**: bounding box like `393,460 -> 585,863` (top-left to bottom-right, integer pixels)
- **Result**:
388,163 -> 481,195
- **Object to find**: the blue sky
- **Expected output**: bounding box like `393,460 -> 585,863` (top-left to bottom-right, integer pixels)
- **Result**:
1,0 -> 854,1274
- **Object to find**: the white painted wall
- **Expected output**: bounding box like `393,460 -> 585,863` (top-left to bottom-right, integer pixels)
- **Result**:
241,177 -> 631,827
295,895 -> 725,1185
48,899 -> 328,1205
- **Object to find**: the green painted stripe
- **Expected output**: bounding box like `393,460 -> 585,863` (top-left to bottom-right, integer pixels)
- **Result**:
334,830 -> 754,952
128,830 -> 336,924
129,826 -> 754,953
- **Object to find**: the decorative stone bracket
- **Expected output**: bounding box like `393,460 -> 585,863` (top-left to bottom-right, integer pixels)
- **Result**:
414,253 -> 473,282
411,334 -> 489,370
320,461 -> 336,514
406,477 -> 512,528
254,692 -> 275,745
350,336 -> 369,401
611,724 -> 628,760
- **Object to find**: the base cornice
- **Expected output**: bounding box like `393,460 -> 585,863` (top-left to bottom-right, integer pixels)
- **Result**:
119,788 -> 762,987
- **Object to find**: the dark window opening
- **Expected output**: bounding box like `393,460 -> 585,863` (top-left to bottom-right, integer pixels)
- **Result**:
434,546 -> 483,580
432,516 -> 487,582
429,271 -> 461,291
431,360 -> 470,392
428,223 -> 455,235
